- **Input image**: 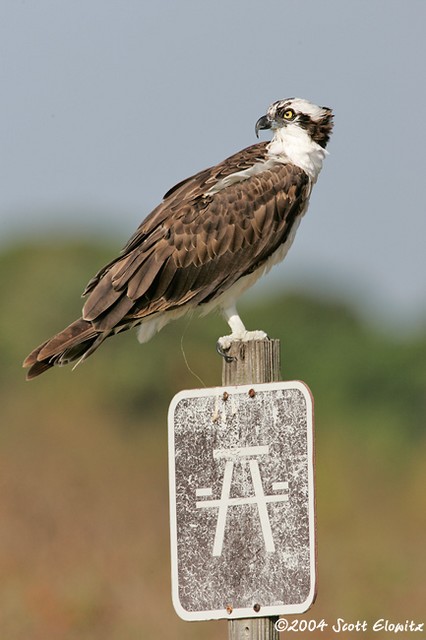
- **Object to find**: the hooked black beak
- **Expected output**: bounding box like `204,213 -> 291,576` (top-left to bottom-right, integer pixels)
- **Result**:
255,114 -> 271,138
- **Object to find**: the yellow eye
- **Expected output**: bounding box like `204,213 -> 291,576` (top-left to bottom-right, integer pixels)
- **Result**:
283,109 -> 295,120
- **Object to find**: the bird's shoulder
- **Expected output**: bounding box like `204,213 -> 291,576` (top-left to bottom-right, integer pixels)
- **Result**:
162,141 -> 271,200
124,142 -> 308,245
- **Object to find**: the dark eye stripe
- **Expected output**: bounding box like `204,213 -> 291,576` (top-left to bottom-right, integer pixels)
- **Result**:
297,112 -> 334,149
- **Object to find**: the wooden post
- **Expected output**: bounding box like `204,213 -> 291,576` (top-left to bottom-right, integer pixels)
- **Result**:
222,339 -> 281,386
222,338 -> 281,640
228,617 -> 279,640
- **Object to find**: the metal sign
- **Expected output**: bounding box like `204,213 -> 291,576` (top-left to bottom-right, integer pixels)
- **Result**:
168,381 -> 316,621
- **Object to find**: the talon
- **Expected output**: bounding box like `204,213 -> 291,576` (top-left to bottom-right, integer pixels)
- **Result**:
216,341 -> 236,363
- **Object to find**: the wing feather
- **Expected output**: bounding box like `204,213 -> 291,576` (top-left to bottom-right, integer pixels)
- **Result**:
76,143 -> 309,333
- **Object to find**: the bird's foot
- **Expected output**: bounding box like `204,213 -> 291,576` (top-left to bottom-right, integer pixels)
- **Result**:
216,330 -> 269,362
216,340 -> 236,363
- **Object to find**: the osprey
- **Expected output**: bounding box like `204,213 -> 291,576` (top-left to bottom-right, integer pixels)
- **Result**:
24,97 -> 333,379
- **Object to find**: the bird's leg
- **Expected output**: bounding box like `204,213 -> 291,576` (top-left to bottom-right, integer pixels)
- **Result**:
216,304 -> 268,360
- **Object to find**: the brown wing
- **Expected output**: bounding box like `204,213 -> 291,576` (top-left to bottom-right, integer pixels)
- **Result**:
81,142 -> 310,332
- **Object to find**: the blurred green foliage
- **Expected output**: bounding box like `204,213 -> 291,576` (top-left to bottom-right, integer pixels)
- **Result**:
3,241 -> 425,443
0,241 -> 425,639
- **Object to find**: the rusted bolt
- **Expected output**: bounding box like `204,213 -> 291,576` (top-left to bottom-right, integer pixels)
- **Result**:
226,604 -> 233,614
223,391 -> 229,401
253,603 -> 261,612
248,388 -> 256,398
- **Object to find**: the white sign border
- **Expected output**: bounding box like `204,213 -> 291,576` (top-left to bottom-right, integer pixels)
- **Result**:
168,380 -> 316,621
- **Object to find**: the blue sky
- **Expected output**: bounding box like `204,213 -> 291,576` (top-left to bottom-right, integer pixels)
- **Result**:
1,0 -> 425,328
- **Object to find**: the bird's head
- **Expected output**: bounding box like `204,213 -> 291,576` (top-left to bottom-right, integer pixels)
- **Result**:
255,97 -> 334,149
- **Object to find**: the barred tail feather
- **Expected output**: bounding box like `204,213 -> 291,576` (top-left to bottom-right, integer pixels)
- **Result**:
23,318 -> 105,380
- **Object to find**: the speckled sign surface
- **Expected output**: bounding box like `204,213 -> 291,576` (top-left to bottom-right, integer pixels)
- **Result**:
168,381 -> 316,621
